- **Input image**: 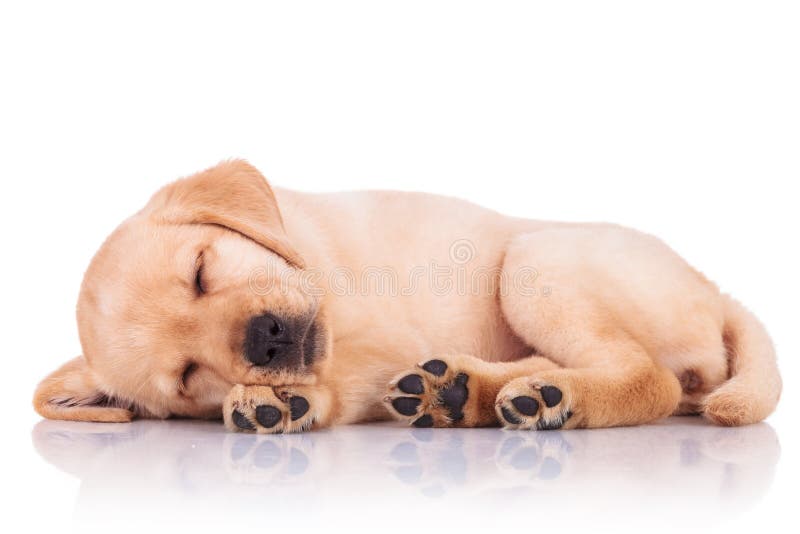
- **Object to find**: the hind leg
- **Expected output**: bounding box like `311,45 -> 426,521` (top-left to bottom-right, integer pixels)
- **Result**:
495,356 -> 681,429
496,227 -> 690,429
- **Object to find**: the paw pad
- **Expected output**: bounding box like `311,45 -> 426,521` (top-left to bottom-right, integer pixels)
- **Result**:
540,386 -> 563,407
232,409 -> 256,430
439,373 -> 468,421
422,359 -> 448,376
511,396 -> 540,416
500,406 -> 522,425
256,405 -> 282,428
392,397 -> 422,416
289,396 -> 310,420
398,374 -> 425,394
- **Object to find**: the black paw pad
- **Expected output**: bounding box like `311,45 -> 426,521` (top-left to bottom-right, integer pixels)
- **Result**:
398,374 -> 425,394
511,396 -> 540,416
255,405 -> 282,428
439,373 -> 468,421
232,409 -> 255,430
540,385 -> 563,407
413,414 -> 434,428
422,359 -> 448,376
392,397 -> 422,416
500,406 -> 522,425
289,396 -> 310,421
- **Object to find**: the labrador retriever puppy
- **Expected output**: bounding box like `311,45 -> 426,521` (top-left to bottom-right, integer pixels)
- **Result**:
34,160 -> 781,432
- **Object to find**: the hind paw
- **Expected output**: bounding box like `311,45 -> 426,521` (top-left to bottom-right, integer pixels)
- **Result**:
496,377 -> 574,430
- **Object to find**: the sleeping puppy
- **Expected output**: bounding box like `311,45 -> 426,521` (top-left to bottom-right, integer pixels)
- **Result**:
34,160 -> 782,432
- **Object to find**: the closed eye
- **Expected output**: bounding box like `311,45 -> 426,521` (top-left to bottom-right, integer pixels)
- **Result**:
194,251 -> 206,295
179,363 -> 199,393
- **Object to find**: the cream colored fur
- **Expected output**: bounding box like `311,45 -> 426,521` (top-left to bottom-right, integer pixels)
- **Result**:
33,160 -> 781,431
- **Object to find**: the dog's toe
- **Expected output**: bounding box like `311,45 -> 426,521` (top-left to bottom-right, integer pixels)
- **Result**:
540,386 -> 563,408
232,409 -> 256,430
511,395 -> 540,416
289,396 -> 310,420
392,397 -> 422,416
398,374 -> 425,394
500,406 -> 522,425
255,405 -> 282,428
421,359 -> 448,377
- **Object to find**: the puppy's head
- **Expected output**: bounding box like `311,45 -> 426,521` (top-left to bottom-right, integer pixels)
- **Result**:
34,160 -> 328,422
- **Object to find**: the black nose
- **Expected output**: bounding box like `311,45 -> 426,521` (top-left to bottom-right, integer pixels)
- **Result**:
244,313 -> 307,368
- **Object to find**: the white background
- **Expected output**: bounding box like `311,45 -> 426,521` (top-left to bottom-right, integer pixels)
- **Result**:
1,1 -> 797,532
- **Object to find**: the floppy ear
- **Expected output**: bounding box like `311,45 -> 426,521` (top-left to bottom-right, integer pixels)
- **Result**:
33,356 -> 134,423
145,159 -> 305,268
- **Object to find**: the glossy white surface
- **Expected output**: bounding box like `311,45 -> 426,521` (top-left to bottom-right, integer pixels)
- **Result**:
28,417 -> 781,533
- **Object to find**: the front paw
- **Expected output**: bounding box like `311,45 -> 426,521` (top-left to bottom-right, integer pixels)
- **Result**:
384,356 -> 475,428
223,384 -> 324,433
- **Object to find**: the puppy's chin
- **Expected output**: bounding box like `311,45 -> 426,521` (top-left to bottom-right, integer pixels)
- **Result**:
242,369 -> 317,386
241,367 -> 319,387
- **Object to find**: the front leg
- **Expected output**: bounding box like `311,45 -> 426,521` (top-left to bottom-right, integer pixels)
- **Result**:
223,383 -> 333,433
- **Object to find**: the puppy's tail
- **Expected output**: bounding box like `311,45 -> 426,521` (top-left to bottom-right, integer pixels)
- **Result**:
702,295 -> 781,426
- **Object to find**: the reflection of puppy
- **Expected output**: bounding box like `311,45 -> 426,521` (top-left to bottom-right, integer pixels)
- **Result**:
223,433 -> 316,486
33,160 -> 781,432
31,419 -> 780,525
